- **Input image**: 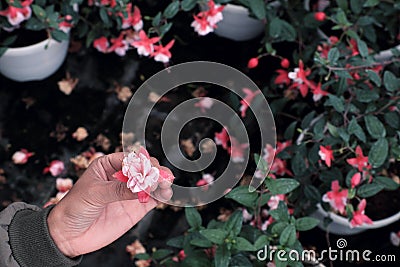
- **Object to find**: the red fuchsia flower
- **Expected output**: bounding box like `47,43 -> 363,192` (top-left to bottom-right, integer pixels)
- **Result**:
280,58 -> 290,68
242,208 -> 253,222
347,146 -> 371,172
108,33 -> 129,56
263,144 -> 275,166
350,199 -> 373,227
268,194 -> 285,210
261,216 -> 275,231
319,145 -> 334,167
12,149 -> 33,165
349,39 -> 359,56
240,88 -> 260,118
43,160 -> 65,177
58,18 -> 73,33
228,137 -> 249,163
271,158 -> 292,176
194,97 -> 214,113
131,30 -> 160,57
390,231 -> 400,247
311,82 -> 328,102
314,11 -> 326,21
350,172 -> 361,188
214,126 -> 230,150
0,0 -> 32,27
276,140 -> 292,154
121,4 -> 143,31
93,36 -> 109,53
204,0 -> 224,25
196,173 -> 214,191
191,13 -> 215,36
288,60 -> 314,98
247,57 -> 259,69
56,178 -> 73,193
323,180 -> 348,214
152,39 -> 175,63
274,69 -> 290,85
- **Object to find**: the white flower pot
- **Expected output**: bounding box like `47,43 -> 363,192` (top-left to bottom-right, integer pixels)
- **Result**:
312,204 -> 400,235
0,34 -> 69,82
213,4 -> 265,41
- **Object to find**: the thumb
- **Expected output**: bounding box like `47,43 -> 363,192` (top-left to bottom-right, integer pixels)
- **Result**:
96,181 -> 138,204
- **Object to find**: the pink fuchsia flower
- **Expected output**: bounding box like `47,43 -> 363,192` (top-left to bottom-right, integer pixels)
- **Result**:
347,146 -> 371,172
204,0 -> 224,25
56,178 -> 73,192
58,20 -> 73,33
390,231 -> 400,247
350,172 -> 362,188
12,149 -> 33,165
314,12 -> 326,21
268,194 -> 285,210
93,36 -> 109,53
44,160 -> 65,177
263,144 -> 275,166
194,97 -> 214,113
319,145 -> 334,167
288,60 -> 314,97
0,0 -> 32,26
196,173 -> 215,191
131,30 -> 160,57
349,39 -> 360,56
152,39 -> 175,63
247,57 -> 259,69
274,70 -> 290,85
323,180 -> 348,214
311,83 -> 328,102
191,13 -> 215,36
350,199 -> 373,227
228,137 -> 249,163
108,33 -> 129,56
270,158 -> 292,176
214,126 -> 229,150
242,208 -> 253,222
261,216 -> 275,231
240,88 -> 260,118
121,4 -> 143,31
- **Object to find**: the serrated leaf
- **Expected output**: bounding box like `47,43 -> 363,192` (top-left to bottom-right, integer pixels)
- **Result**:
235,237 -> 255,251
364,115 -> 386,139
383,71 -> 399,92
265,178 -> 300,195
374,176 -> 400,190
279,224 -> 296,246
185,207 -> 202,229
200,229 -> 227,244
357,183 -> 384,198
295,217 -> 319,231
181,0 -> 197,11
163,1 -> 180,19
368,138 -> 388,168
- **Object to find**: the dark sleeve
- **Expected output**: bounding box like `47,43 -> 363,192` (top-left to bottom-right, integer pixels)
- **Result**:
1,202 -> 82,267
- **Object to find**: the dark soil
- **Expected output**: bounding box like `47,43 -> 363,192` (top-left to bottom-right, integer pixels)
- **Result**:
366,189 -> 400,221
1,29 -> 48,48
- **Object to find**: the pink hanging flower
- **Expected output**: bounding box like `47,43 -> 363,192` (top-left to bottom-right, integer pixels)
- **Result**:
263,144 -> 275,166
322,180 -> 348,214
44,160 -> 65,177
268,194 -> 285,210
191,13 -> 215,36
319,145 -> 334,167
214,127 -> 230,150
121,4 -> 143,31
12,149 -> 33,165
240,88 -> 260,118
204,0 -> 224,25
350,172 -> 361,188
347,146 -> 371,172
350,199 -> 373,227
194,97 -> 214,113
228,137 -> 249,163
58,20 -> 73,33
131,30 -> 160,56
288,60 -> 314,97
93,36 -> 109,53
152,40 -> 175,63
108,33 -> 129,56
390,231 -> 400,247
242,208 -> 253,222
274,70 -> 290,85
196,173 -> 215,191
0,0 -> 32,27
311,82 -> 328,102
56,178 -> 73,193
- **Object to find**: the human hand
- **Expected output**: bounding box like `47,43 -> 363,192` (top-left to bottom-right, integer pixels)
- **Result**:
47,153 -> 173,258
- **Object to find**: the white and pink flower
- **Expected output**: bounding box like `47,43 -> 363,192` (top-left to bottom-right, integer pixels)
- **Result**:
0,0 -> 32,27
131,30 -> 160,56
93,36 -> 109,53
228,137 -> 249,163
319,145 -> 334,167
44,160 -> 65,177
108,33 -> 129,56
194,97 -> 214,113
12,149 -> 33,165
240,88 -> 260,118
121,4 -> 143,31
215,126 -> 230,150
56,178 -> 73,193
322,180 -> 348,214
268,194 -> 285,210
152,39 -> 175,63
196,173 -> 215,191
350,199 -> 373,227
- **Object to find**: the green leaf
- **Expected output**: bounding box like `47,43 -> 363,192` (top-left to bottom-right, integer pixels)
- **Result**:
269,18 -> 296,42
271,221 -> 289,235
295,217 -> 319,231
265,178 -> 300,195
224,210 -> 243,236
326,94 -> 345,113
365,70 -> 381,87
225,186 -> 258,208
357,183 -> 384,198
99,7 -> 110,25
200,229 -> 227,244
235,237 -> 255,251
0,47 -> 7,57
284,121 -> 297,140
152,249 -> 172,260
328,47 -> 339,64
167,236 -> 184,248
230,254 -> 253,267
304,185 -> 321,202
364,115 -> 386,139
32,4 -> 46,20
384,112 -> 400,129
181,0 -> 197,11
152,12 -> 162,27
1,35 -> 17,46
163,1 -> 180,19
368,138 -> 388,168
215,244 -> 230,267
350,0 -> 363,14
348,118 -> 366,142
357,39 -> 369,57
24,17 -> 46,31
135,253 -> 150,260
363,0 -> 380,7
383,71 -> 399,92
291,153 -> 307,176
269,201 -> 289,222
185,207 -> 202,229
355,89 -> 379,103
254,235 -> 269,250
159,22 -> 173,36
279,225 -> 296,246
190,238 -> 213,248
50,30 -> 69,42
249,0 -> 266,20
374,176 -> 400,190
336,0 -> 348,11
